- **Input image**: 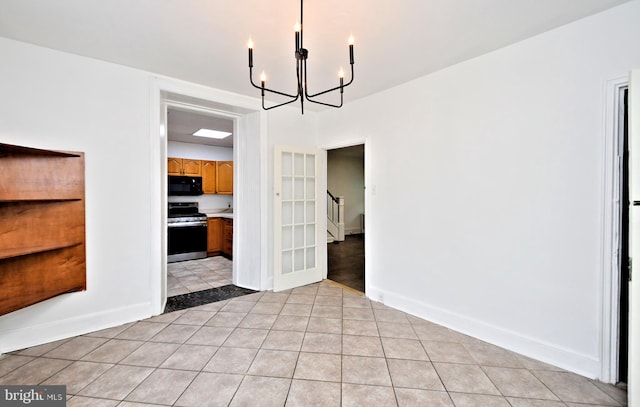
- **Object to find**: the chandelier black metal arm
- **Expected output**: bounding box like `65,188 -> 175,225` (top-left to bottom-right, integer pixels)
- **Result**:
249,64 -> 300,111
304,61 -> 354,109
247,0 -> 355,114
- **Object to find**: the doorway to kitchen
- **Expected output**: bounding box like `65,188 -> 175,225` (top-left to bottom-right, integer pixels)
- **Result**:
326,144 -> 365,293
151,80 -> 266,316
165,104 -> 235,302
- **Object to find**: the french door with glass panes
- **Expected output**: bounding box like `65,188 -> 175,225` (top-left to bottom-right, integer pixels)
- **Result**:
274,146 -> 322,291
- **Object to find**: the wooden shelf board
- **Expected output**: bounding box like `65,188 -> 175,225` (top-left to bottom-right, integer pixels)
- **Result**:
0,242 -> 82,262
0,198 -> 82,204
0,154 -> 85,201
0,143 -> 80,157
0,244 -> 86,316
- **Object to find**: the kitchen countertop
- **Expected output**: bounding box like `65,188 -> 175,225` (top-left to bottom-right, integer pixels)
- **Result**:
202,209 -> 233,219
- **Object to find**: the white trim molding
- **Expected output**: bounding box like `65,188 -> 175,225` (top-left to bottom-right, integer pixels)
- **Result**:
368,284 -> 602,379
321,138 -> 369,291
600,76 -> 629,383
148,76 -> 267,315
0,301 -> 152,354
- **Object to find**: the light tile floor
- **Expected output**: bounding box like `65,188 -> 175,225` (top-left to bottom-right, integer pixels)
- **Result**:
0,281 -> 627,407
167,256 -> 232,297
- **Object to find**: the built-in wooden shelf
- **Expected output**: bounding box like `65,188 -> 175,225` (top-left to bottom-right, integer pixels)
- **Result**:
0,142 -> 86,316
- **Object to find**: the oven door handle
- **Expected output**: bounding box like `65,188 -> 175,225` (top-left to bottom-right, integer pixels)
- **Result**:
168,221 -> 208,228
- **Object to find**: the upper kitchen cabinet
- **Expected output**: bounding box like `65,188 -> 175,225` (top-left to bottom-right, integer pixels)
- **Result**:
168,156 -> 232,195
168,157 -> 202,176
167,157 -> 182,175
216,161 -> 233,194
202,160 -> 217,194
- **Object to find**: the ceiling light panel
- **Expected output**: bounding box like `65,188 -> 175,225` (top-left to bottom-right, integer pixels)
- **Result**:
193,129 -> 232,139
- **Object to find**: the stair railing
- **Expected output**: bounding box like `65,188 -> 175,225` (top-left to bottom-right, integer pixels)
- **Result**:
327,190 -> 345,241
327,190 -> 341,225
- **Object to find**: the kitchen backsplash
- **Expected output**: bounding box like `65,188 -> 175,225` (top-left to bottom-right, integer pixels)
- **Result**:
168,194 -> 232,211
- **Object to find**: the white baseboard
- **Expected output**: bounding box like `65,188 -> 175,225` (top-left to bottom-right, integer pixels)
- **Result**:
366,285 -> 601,379
0,302 -> 153,354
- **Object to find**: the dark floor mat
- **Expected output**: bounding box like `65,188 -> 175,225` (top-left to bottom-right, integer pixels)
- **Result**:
164,284 -> 258,313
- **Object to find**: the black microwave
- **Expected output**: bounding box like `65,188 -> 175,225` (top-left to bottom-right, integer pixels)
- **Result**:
168,176 -> 203,196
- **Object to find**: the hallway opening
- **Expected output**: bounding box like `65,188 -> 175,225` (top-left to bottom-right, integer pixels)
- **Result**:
326,144 -> 365,292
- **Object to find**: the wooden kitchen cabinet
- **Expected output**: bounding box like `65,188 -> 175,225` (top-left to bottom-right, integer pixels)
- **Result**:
216,161 -> 234,194
182,159 -> 202,176
0,142 -> 86,316
167,157 -> 202,176
167,157 -> 182,175
223,218 -> 233,259
207,217 -> 222,254
169,156 -> 232,195
202,160 -> 217,194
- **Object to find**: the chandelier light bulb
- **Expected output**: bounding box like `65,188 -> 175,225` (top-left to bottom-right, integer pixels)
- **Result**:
247,0 -> 355,114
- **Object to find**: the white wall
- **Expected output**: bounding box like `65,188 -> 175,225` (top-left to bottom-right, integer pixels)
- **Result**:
167,141 -> 233,161
167,141 -> 233,210
318,1 -> 640,379
264,108 -> 319,289
0,37 -> 311,352
328,146 -> 365,234
0,37 -> 154,352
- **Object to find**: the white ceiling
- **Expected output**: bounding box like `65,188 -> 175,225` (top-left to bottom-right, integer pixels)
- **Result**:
0,0 -> 631,114
167,108 -> 234,148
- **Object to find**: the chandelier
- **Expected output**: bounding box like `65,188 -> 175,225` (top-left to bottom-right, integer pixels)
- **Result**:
247,0 -> 355,114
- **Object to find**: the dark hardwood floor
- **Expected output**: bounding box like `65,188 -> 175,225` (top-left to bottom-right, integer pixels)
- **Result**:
327,234 -> 364,292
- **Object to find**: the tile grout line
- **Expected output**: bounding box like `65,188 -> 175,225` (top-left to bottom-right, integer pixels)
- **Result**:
1,280 -> 628,406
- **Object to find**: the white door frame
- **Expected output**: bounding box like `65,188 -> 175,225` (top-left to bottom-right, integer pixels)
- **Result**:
601,77 -> 629,383
322,139 -> 369,291
148,77 -> 268,314
628,68 -> 640,406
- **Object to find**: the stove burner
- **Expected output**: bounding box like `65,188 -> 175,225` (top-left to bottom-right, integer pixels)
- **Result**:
168,213 -> 207,223
168,202 -> 207,224
167,201 -> 208,263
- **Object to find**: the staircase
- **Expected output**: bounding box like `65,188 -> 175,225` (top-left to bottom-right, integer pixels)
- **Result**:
327,191 -> 345,243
